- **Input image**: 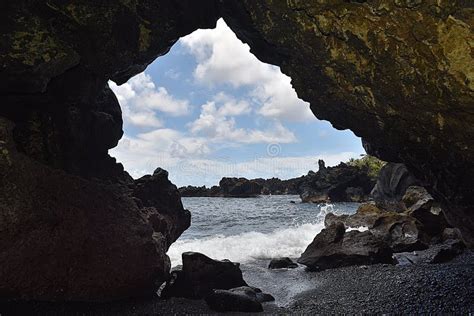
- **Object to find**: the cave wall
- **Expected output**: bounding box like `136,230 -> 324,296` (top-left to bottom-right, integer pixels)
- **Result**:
0,0 -> 473,301
0,0 -> 219,301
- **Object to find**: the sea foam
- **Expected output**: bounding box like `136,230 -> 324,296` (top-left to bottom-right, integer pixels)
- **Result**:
167,222 -> 325,267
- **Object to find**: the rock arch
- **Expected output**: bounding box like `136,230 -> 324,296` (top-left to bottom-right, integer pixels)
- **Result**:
0,0 -> 472,301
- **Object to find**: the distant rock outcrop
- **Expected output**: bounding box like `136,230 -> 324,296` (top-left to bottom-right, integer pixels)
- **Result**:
219,178 -> 263,198
179,176 -> 303,197
299,162 -> 376,203
179,158 -> 379,201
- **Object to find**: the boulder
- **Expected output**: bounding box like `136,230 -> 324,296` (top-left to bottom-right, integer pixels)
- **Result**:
134,168 -> 191,245
325,203 -> 381,229
442,228 -> 463,242
325,203 -> 429,253
370,212 -> 429,252
161,252 -> 247,299
268,257 -> 298,269
298,223 -> 393,271
371,163 -> 419,212
394,239 -> 465,265
205,286 -> 271,313
402,186 -> 448,238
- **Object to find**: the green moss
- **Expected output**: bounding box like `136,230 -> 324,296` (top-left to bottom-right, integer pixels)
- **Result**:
139,24 -> 151,52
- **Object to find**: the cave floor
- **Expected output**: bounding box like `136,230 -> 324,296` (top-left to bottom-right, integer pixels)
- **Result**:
1,251 -> 473,315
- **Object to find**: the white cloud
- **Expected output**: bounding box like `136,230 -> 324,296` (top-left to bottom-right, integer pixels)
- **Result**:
180,19 -> 315,122
109,73 -> 190,129
189,94 -> 296,144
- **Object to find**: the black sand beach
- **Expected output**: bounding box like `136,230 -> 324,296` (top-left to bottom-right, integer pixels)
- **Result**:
2,251 -> 472,315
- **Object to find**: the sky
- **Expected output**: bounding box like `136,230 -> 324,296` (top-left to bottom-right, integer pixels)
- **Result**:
109,19 -> 365,187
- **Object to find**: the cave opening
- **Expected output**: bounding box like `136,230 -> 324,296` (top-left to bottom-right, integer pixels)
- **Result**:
108,19 -> 369,304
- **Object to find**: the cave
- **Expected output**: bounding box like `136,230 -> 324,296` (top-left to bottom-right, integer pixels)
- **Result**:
0,0 -> 473,306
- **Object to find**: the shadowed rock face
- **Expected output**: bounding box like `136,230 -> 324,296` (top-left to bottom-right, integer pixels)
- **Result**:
0,0 -> 473,301
0,1 -> 218,301
219,1 -> 474,245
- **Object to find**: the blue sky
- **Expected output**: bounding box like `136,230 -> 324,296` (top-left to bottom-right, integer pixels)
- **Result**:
109,19 -> 364,187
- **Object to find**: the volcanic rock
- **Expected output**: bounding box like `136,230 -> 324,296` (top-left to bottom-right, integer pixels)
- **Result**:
268,257 -> 298,269
297,223 -> 393,271
394,239 -> 465,265
205,286 -> 274,313
219,177 -> 263,197
325,203 -> 429,252
0,118 -> 187,301
161,252 -> 247,299
371,163 -> 419,212
299,162 -> 376,203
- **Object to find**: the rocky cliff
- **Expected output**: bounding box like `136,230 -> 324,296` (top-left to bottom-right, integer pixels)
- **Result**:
1,0 -> 473,302
220,0 -> 474,245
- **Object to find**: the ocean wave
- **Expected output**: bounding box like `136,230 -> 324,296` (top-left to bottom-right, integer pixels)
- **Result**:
167,222 -> 325,267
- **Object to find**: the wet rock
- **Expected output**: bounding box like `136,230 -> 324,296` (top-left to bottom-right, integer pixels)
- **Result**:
161,252 -> 247,299
229,286 -> 275,303
268,257 -> 298,269
325,203 -> 381,229
394,240 -> 465,265
205,287 -> 264,313
298,223 -> 393,271
299,161 -> 376,203
325,203 -> 429,252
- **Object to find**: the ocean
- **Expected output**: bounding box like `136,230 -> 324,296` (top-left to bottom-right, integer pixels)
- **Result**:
167,195 -> 359,306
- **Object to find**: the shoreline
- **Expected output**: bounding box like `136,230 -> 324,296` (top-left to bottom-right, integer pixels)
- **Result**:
2,251 -> 472,315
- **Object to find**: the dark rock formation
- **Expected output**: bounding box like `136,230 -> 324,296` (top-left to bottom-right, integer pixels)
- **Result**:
394,239 -> 465,265
0,0 -> 220,301
299,162 -> 376,203
205,288 -> 258,312
220,1 -> 474,246
161,252 -> 247,299
402,186 -> 449,238
326,203 -> 430,252
179,176 -> 304,197
371,163 -> 419,212
298,223 -> 393,271
179,185 -> 215,197
442,228 -> 463,242
205,286 -> 274,312
219,177 -> 263,198
0,120 -> 187,302
268,257 -> 298,269
255,177 -> 303,195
